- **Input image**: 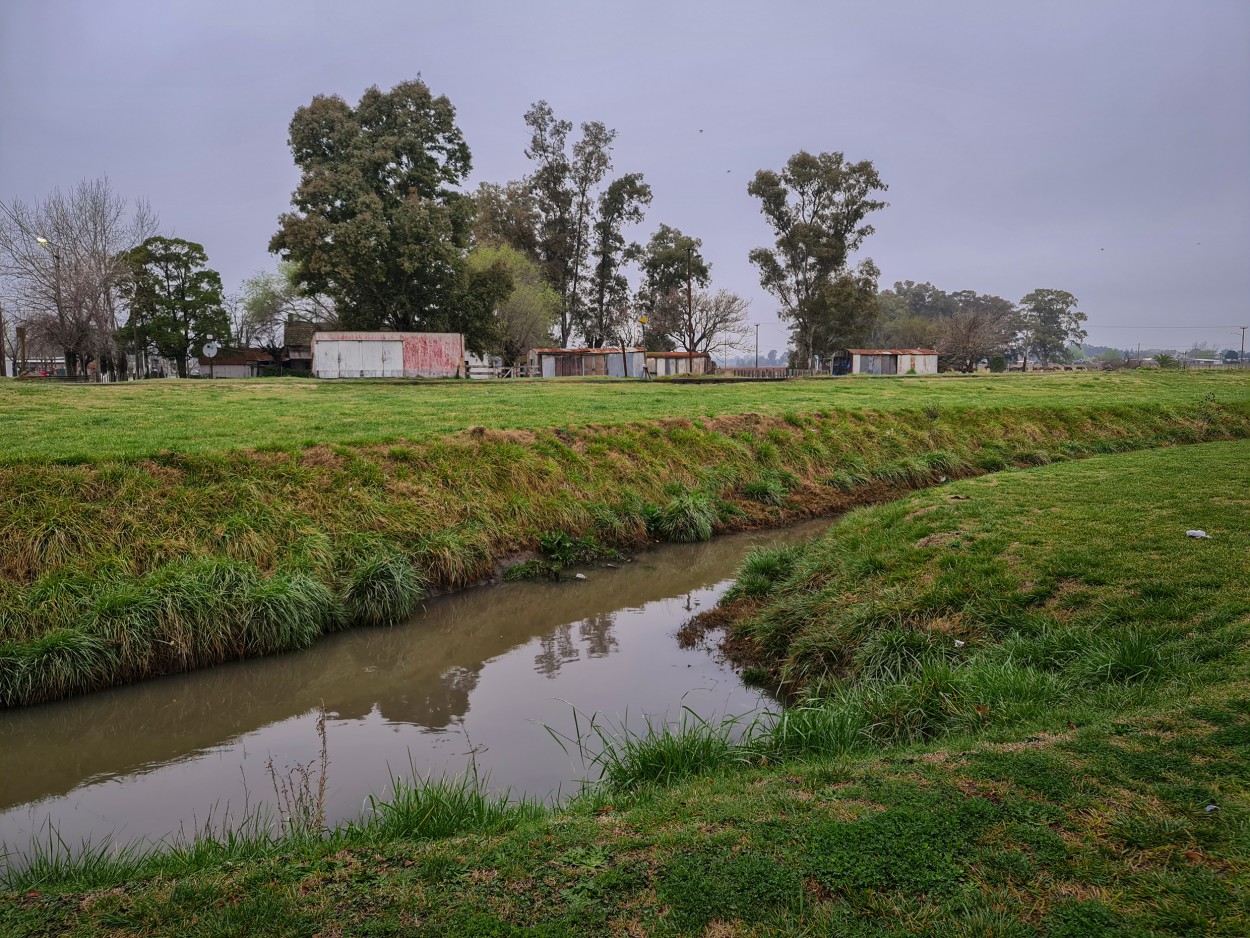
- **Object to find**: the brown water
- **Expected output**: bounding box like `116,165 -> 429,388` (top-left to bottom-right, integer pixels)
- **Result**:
0,520 -> 832,857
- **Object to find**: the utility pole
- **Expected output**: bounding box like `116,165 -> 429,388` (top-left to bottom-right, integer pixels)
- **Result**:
686,246 -> 694,353
754,323 -> 759,368
0,300 -> 6,378
1240,326 -> 1246,367
36,237 -> 67,374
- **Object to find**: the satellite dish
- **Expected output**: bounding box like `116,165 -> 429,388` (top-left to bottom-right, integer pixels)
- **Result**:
202,341 -> 220,359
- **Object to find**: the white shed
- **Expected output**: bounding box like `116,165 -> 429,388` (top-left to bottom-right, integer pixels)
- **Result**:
832,348 -> 939,376
527,347 -> 647,378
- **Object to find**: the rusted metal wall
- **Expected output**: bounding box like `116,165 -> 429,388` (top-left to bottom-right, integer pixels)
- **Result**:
312,332 -> 465,379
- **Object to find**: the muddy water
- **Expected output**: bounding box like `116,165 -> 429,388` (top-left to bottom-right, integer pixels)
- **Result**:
0,520 -> 832,856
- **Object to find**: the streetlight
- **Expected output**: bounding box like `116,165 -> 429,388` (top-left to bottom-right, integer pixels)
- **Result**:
35,236 -> 65,374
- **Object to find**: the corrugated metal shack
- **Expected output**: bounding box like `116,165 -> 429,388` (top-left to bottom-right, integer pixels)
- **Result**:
832,348 -> 939,376
312,332 -> 466,379
528,347 -> 646,378
646,351 -> 712,376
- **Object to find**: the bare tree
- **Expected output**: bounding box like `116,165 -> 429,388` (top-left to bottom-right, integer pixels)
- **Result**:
652,288 -> 751,358
0,178 -> 157,378
933,292 -> 1017,373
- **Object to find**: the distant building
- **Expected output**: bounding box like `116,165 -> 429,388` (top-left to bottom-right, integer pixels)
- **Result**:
281,318 -> 316,374
832,348 -> 939,376
196,349 -> 273,378
646,351 -> 712,376
528,347 -> 646,378
312,332 -> 466,379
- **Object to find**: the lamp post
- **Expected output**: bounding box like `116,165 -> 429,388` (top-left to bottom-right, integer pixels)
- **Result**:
35,236 -> 66,374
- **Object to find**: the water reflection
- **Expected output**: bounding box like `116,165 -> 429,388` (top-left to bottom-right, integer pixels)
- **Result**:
0,519 -> 833,852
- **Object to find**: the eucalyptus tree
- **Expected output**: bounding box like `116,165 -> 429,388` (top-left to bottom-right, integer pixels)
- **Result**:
748,151 -> 887,366
1017,289 -> 1087,367
581,173 -> 651,348
523,101 -> 618,346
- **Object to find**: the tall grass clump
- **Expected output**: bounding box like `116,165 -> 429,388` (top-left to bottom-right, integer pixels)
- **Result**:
546,707 -> 755,794
742,474 -> 789,506
241,572 -> 339,653
645,490 -> 718,543
761,700 -> 870,759
362,769 -> 543,842
1074,629 -> 1170,685
723,544 -> 802,601
0,629 -> 114,707
342,551 -> 427,627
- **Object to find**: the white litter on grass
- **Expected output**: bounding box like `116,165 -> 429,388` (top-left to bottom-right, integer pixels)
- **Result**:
573,573 -> 587,580
1186,530 -> 1212,539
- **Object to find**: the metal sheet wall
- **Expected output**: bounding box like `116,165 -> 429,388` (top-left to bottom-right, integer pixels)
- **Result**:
312,333 -> 465,379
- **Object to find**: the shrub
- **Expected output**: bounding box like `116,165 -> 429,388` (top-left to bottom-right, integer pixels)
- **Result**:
343,553 -> 427,627
646,491 -> 717,543
742,477 -> 788,506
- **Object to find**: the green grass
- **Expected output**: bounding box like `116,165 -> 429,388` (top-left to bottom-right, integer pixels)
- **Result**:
1,374 -> 1248,705
4,443 -> 1249,935
1,370 -> 1245,463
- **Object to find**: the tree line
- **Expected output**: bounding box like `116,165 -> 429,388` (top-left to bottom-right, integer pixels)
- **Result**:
0,76 -> 1090,378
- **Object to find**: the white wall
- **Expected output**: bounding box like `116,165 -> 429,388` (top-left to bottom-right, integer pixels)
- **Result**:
314,339 -> 405,378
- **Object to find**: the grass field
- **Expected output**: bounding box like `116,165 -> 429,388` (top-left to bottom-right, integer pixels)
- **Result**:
6,443 -> 1247,936
1,370 -> 1247,463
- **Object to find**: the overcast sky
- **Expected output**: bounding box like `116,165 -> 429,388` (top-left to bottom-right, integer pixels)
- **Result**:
3,0 -> 1248,354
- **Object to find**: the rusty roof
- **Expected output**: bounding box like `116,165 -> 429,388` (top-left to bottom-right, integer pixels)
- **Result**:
844,348 -> 938,355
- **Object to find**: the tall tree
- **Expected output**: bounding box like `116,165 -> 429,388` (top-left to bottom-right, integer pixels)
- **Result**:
872,280 -> 956,348
0,178 -> 157,377
271,79 -> 487,336
581,173 -> 651,348
523,102 -> 616,346
468,245 -> 559,365
1017,289 -> 1087,367
117,236 -> 229,377
636,225 -> 710,313
748,151 -> 888,366
470,181 -> 541,259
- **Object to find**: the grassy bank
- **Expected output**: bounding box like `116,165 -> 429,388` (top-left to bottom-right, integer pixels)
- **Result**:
4,443 -> 1247,936
1,370 -> 1245,464
2,386 -> 1248,707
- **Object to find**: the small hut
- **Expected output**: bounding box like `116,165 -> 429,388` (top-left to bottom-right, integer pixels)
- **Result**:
831,348 -> 938,376
528,347 -> 646,378
645,351 -> 712,376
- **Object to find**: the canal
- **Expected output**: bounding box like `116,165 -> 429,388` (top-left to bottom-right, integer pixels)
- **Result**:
0,519 -> 832,859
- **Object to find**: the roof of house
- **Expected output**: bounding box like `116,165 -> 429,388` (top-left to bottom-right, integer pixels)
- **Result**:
646,351 -> 711,359
843,348 -> 938,356
283,319 -> 316,348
